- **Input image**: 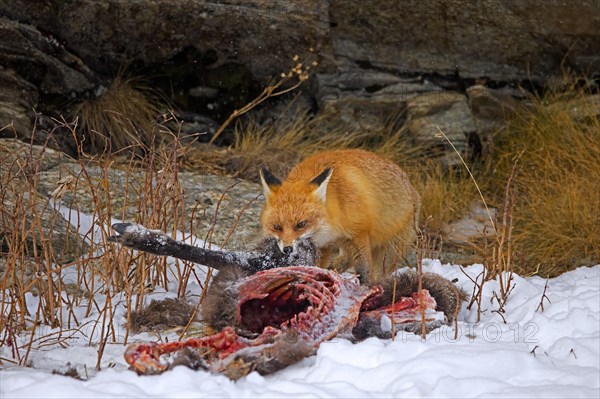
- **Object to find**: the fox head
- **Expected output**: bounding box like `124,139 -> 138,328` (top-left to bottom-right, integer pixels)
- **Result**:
259,167 -> 334,255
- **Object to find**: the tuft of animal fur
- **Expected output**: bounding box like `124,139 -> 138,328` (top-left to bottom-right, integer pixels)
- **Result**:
129,298 -> 195,334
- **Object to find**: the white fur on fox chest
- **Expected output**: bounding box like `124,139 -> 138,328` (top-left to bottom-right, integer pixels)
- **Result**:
309,221 -> 342,248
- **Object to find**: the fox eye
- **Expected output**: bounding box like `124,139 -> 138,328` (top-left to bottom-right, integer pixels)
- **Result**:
273,224 -> 283,232
295,220 -> 307,230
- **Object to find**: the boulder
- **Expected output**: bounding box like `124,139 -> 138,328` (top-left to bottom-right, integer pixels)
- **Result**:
1,1 -> 598,104
17,145 -> 265,251
1,139 -> 265,276
330,0 -> 600,81
466,85 -> 530,157
1,0 -> 599,150
0,67 -> 37,140
443,201 -> 497,246
405,92 -> 477,166
0,16 -> 95,94
317,70 -> 441,132
0,140 -> 89,265
0,1 -> 333,81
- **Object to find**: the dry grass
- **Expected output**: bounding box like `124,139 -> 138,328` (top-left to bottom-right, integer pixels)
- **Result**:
71,75 -> 165,154
0,118 -> 212,368
489,77 -> 600,276
186,109 -> 430,178
413,163 -> 479,236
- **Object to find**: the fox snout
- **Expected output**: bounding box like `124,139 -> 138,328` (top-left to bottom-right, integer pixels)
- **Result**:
276,239 -> 296,255
271,236 -> 319,266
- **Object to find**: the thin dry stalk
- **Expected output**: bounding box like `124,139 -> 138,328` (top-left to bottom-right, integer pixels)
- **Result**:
536,279 -> 551,312
435,127 -> 497,239
208,53 -> 317,145
390,269 -> 397,341
414,223 -> 427,340
436,125 -> 521,316
460,267 -> 487,323
0,315 -> 21,362
177,200 -> 207,298
488,163 -> 519,315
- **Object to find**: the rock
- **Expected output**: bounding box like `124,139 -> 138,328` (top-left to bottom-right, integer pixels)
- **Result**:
1,0 -> 599,160
317,70 -> 441,131
1,139 -> 265,277
0,67 -> 37,140
2,0 -> 598,85
467,85 -> 527,129
0,16 -> 97,143
173,111 -> 220,143
443,201 -> 497,246
0,140 -> 89,264
0,257 -> 38,288
467,85 -> 526,121
0,138 -> 66,172
0,1 -> 333,81
0,16 -> 95,94
466,85 -> 530,158
1,188 -> 89,262
21,149 -> 265,251
35,164 -> 265,250
330,0 -> 600,81
406,92 -> 477,166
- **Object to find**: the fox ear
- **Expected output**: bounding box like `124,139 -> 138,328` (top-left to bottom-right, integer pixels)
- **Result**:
260,168 -> 281,198
310,167 -> 333,203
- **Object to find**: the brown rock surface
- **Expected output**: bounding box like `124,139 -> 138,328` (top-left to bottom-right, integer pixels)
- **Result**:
406,91 -> 476,166
1,0 -> 599,172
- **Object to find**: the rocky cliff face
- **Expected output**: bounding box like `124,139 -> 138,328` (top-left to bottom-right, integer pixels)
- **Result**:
0,0 -> 598,154
330,0 -> 600,79
3,0 -> 598,82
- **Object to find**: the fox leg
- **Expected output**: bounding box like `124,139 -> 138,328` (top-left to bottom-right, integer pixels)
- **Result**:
372,245 -> 401,279
318,244 -> 338,270
344,234 -> 374,283
318,239 -> 358,275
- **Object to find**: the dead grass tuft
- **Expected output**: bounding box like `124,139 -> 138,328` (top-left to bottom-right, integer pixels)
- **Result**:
413,163 -> 479,237
71,75 -> 165,154
490,75 -> 600,276
185,109 -> 429,181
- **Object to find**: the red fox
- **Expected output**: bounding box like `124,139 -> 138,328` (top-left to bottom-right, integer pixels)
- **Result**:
259,149 -> 421,283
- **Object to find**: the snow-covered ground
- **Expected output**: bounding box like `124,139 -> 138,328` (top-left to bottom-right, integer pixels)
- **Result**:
2,258 -> 598,398
1,211 -> 599,398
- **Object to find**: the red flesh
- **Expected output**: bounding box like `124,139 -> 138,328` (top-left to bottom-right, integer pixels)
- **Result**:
124,266 -> 439,375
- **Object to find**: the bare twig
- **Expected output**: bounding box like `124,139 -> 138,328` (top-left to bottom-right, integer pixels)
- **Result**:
536,278 -> 551,312
208,54 -> 317,145
530,345 -> 539,356
390,257 -> 397,341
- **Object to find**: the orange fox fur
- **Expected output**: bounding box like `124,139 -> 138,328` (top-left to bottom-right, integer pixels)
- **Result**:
260,149 -> 421,283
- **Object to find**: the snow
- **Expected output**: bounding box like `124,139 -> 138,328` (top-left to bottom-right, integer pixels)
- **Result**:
1,212 -> 599,398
